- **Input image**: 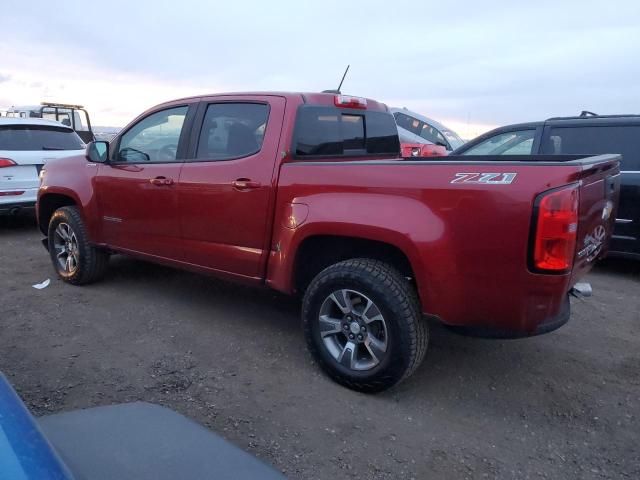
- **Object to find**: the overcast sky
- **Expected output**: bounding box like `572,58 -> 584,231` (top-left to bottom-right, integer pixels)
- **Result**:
1,0 -> 639,138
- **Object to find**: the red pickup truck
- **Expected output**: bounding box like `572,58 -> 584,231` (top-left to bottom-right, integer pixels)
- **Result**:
37,92 -> 620,392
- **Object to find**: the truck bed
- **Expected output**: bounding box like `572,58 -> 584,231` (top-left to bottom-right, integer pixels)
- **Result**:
271,154 -> 620,335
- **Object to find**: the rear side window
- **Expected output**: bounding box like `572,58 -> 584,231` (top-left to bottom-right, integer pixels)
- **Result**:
294,106 -> 400,157
541,125 -> 640,170
0,125 -> 85,151
196,103 -> 270,160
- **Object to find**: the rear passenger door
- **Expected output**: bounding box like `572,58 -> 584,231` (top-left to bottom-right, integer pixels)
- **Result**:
177,96 -> 286,278
540,124 -> 640,256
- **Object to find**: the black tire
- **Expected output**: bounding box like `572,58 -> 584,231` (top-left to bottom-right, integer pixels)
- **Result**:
302,258 -> 428,393
47,206 -> 109,285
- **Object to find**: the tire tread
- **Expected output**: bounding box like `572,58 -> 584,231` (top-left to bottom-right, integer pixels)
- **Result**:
48,206 -> 108,285
302,258 -> 428,393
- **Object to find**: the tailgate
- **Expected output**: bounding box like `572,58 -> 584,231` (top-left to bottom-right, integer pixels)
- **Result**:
571,155 -> 621,282
0,165 -> 39,191
1,151 -> 40,191
0,149 -> 83,191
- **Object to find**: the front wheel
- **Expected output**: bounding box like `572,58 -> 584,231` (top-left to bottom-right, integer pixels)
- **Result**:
48,206 -> 109,285
302,259 -> 428,393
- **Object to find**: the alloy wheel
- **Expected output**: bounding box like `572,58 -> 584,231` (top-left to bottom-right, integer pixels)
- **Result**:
52,222 -> 80,274
318,289 -> 388,371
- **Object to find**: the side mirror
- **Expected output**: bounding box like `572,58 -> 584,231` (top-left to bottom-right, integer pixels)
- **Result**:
86,141 -> 109,163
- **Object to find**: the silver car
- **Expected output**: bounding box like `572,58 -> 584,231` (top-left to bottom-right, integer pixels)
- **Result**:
390,107 -> 465,152
0,118 -> 85,215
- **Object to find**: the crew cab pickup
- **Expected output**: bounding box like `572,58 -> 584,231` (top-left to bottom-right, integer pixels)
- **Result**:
37,92 -> 620,392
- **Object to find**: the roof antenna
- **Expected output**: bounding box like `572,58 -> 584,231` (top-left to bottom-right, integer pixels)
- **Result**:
337,64 -> 350,93
322,65 -> 350,94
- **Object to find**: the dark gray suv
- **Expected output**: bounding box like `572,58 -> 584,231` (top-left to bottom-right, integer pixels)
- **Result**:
452,112 -> 640,259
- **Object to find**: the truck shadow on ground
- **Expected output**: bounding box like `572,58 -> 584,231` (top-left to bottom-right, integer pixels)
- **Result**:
101,255 -> 583,403
0,213 -> 38,232
4,219 -> 620,402
3,229 -> 635,479
104,255 -> 301,330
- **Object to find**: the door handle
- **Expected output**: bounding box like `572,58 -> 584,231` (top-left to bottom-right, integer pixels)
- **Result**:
149,176 -> 174,186
232,178 -> 261,190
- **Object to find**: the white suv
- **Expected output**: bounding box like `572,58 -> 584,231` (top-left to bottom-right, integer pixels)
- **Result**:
0,118 -> 85,215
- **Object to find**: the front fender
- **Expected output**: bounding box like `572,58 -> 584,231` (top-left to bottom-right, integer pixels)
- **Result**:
37,155 -> 100,239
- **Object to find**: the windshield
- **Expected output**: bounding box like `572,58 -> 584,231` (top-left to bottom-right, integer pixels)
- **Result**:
461,129 -> 535,155
441,129 -> 465,149
393,112 -> 463,150
0,125 -> 85,150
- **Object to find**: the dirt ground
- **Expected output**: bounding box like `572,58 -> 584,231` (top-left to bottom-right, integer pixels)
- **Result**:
1,214 -> 638,479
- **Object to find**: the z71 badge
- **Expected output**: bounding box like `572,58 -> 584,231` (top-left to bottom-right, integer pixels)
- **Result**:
577,224 -> 607,261
451,172 -> 517,184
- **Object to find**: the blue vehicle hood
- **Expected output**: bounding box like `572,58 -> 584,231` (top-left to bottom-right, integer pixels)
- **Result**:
1,372 -> 285,479
0,373 -> 74,480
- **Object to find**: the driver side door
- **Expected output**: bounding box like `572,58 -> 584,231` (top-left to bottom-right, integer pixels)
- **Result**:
94,103 -> 195,261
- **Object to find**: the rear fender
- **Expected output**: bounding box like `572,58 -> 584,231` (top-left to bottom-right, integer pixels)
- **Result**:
266,192 -> 447,308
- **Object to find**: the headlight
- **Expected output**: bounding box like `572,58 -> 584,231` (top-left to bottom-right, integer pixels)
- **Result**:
39,168 -> 46,182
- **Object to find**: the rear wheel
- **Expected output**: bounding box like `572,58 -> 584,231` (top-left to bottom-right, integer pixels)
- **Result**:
302,259 -> 428,393
48,206 -> 109,285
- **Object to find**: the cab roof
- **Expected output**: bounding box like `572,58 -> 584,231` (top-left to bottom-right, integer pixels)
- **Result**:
157,92 -> 390,112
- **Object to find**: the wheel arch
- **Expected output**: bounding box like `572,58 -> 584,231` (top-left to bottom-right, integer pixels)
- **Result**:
38,192 -> 79,235
291,234 -> 420,300
301,257 -> 429,392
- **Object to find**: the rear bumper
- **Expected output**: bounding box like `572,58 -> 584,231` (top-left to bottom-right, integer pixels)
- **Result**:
420,266 -> 577,338
445,295 -> 571,339
0,188 -> 37,214
0,201 -> 36,215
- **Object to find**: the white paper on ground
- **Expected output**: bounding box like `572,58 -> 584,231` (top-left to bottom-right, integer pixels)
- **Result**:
32,279 -> 51,289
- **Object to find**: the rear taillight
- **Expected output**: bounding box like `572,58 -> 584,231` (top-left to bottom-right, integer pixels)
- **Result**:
531,184 -> 579,273
0,158 -> 17,168
334,95 -> 367,109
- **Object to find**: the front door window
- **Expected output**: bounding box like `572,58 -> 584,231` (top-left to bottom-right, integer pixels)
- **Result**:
116,106 -> 188,163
